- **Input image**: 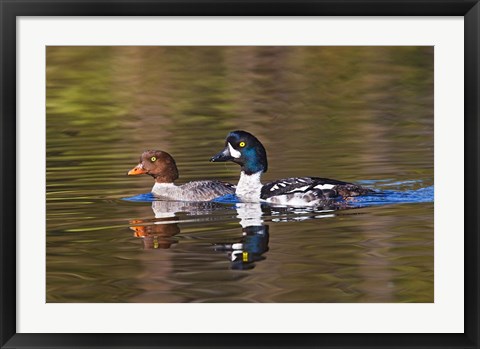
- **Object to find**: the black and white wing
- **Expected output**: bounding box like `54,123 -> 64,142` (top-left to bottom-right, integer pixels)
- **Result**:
259,177 -> 341,206
308,177 -> 374,197
260,177 -> 344,199
260,176 -> 372,207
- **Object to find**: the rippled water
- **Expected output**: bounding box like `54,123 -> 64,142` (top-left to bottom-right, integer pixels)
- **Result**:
46,46 -> 433,302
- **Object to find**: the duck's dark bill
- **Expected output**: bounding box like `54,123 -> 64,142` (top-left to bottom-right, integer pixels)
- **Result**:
127,164 -> 147,175
210,147 -> 233,162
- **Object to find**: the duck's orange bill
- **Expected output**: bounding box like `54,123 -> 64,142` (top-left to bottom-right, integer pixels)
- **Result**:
128,164 -> 147,175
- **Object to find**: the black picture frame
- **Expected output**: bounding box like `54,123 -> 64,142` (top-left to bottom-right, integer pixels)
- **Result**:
1,1 -> 478,348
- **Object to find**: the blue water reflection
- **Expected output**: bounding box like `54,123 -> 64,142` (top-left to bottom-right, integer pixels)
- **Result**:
123,180 -> 434,208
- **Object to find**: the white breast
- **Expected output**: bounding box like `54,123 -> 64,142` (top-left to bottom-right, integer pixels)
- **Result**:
235,171 -> 263,202
151,182 -> 181,200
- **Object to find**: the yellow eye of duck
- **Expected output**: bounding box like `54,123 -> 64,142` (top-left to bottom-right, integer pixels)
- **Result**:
150,156 -> 157,162
239,141 -> 246,148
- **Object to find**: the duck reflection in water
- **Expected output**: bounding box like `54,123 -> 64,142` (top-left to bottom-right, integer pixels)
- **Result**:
129,201 -> 188,249
130,217 -> 180,249
129,200 -> 224,249
128,200 -> 270,270
213,203 -> 269,270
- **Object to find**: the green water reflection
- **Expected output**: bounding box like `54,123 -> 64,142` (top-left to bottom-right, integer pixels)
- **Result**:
46,46 -> 433,302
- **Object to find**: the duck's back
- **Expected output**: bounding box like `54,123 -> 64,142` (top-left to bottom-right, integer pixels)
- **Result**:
260,176 -> 372,206
178,180 -> 235,201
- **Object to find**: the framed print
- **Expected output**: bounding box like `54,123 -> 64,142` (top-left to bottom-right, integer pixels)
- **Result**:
1,1 -> 479,348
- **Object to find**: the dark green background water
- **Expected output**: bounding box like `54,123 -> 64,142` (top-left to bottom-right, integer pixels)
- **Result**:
46,46 -> 433,302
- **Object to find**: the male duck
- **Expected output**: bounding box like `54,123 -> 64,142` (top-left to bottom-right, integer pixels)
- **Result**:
210,130 -> 373,207
128,150 -> 235,201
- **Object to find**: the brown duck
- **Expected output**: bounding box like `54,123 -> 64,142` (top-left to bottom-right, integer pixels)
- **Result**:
128,150 -> 235,201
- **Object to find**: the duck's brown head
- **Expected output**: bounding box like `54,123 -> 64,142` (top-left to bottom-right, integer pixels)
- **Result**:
127,150 -> 179,183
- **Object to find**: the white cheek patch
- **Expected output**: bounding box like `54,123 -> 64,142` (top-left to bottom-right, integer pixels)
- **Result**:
228,142 -> 241,159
